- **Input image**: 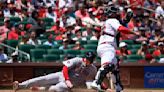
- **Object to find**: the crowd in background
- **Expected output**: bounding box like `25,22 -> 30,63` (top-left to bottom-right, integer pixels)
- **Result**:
0,0 -> 163,63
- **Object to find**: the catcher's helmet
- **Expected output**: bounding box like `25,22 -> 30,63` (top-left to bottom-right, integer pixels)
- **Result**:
104,6 -> 120,18
85,51 -> 96,63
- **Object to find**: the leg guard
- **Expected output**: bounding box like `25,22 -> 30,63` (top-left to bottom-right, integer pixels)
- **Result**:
112,64 -> 123,92
95,64 -> 115,85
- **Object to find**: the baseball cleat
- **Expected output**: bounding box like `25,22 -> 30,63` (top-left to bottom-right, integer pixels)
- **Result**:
13,81 -> 19,92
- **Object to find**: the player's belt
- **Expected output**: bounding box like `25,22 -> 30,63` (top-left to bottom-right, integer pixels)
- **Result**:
102,31 -> 114,37
100,42 -> 111,45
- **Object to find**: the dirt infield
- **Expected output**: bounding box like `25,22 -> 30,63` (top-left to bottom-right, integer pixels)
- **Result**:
0,89 -> 164,92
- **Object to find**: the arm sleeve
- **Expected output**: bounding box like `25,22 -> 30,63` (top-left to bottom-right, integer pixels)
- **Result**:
62,66 -> 70,80
118,26 -> 132,34
63,57 -> 81,68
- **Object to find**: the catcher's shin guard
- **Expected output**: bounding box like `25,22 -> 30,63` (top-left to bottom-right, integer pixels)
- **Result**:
112,70 -> 123,92
95,64 -> 115,85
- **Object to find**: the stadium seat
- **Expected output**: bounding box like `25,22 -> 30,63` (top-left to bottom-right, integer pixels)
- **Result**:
51,44 -> 60,49
81,49 -> 96,56
10,17 -> 21,22
68,44 -> 75,49
43,54 -> 60,62
149,48 -> 155,53
47,49 -> 63,55
60,54 -> 76,61
56,40 -> 63,45
6,40 -> 19,54
18,44 -> 35,54
83,45 -> 97,50
6,40 -> 19,48
18,44 -> 35,61
131,44 -> 141,49
30,49 -> 47,62
131,49 -> 138,54
36,45 -> 52,49
87,40 -> 98,45
0,17 -> 4,22
64,49 -> 81,56
79,40 -> 87,45
0,22 -> 4,26
121,40 -> 134,45
125,55 -> 144,62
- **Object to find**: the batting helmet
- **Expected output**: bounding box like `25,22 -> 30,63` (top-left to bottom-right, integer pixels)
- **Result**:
85,51 -> 96,63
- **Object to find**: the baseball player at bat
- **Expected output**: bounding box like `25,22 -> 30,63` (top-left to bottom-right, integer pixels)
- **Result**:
90,6 -> 139,92
13,51 -> 97,92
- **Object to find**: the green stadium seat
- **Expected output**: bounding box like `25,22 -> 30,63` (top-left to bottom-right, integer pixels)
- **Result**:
149,48 -> 155,53
6,40 -> 19,48
125,55 -> 144,62
81,50 -> 96,56
64,49 -> 81,56
47,49 -> 63,55
43,54 -> 60,62
68,45 -> 75,49
131,49 -> 138,54
36,45 -> 51,49
121,40 -> 134,45
84,45 -> 97,50
0,17 -> 4,22
42,18 -> 54,22
30,49 -> 47,62
87,40 -> 98,45
78,40 -> 87,45
0,22 -> 4,26
56,40 -> 63,45
42,18 -> 54,26
10,17 -> 21,22
131,44 -> 141,49
6,40 -> 19,54
18,44 -> 35,54
52,44 -> 60,49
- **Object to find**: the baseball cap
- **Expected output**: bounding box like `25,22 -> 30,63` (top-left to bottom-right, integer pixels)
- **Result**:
142,41 -> 147,45
119,42 -> 127,48
158,42 -> 164,46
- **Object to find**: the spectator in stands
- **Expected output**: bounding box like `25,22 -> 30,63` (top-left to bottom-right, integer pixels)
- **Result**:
8,24 -> 25,40
19,35 -> 29,45
135,27 -> 148,43
72,41 -> 84,50
66,32 -> 75,44
155,1 -> 164,19
82,27 -> 93,37
116,42 -> 132,62
59,38 -> 69,50
75,4 -> 90,19
43,34 -> 57,47
6,51 -> 19,63
27,10 -> 39,26
149,28 -> 164,44
46,20 -> 66,34
73,27 -> 87,41
46,7 -> 57,22
90,27 -> 101,40
0,46 -> 8,63
0,18 -> 10,43
137,41 -> 154,63
27,31 -> 41,45
153,42 -> 164,57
